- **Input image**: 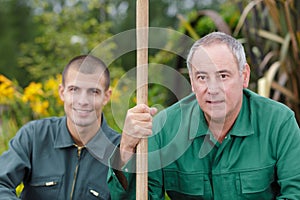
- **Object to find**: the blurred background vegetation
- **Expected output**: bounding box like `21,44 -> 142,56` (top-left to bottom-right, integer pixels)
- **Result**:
1,0 -> 299,154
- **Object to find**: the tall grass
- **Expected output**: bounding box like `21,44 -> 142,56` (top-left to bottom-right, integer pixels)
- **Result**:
234,0 -> 300,123
177,0 -> 300,123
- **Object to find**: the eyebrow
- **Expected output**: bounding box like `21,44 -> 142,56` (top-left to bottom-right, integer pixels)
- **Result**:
67,85 -> 77,89
89,88 -> 102,92
194,69 -> 232,75
66,85 -> 103,91
194,70 -> 207,75
217,70 -> 232,74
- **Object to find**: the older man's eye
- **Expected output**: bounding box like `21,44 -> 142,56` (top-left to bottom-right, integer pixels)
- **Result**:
197,75 -> 207,80
219,74 -> 228,79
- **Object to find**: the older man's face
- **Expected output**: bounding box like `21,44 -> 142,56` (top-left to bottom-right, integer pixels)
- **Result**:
189,44 -> 250,124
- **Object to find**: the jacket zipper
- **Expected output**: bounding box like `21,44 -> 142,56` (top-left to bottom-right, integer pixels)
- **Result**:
70,145 -> 84,200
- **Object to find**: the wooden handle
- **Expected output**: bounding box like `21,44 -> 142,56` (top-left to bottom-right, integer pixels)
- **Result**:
136,0 -> 148,199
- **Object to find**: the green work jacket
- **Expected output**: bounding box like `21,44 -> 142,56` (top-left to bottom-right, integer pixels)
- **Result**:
108,89 -> 300,199
0,116 -> 120,200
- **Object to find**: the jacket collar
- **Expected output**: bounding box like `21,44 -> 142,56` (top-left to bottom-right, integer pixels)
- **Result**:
54,115 -> 119,162
54,116 -> 74,149
85,116 -> 120,162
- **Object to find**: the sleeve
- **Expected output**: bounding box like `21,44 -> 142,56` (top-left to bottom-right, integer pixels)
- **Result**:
107,146 -> 136,200
148,133 -> 165,200
107,135 -> 166,200
107,168 -> 136,200
0,124 -> 32,199
275,113 -> 300,199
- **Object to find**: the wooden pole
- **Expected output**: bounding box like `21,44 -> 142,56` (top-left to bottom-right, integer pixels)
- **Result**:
136,0 -> 148,199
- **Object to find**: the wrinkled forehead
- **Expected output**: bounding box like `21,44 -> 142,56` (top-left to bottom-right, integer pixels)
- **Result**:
189,44 -> 237,72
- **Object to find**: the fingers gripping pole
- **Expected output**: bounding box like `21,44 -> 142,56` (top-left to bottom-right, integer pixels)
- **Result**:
136,0 -> 149,199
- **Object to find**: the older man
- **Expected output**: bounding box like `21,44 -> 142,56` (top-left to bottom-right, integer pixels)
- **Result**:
108,32 -> 300,199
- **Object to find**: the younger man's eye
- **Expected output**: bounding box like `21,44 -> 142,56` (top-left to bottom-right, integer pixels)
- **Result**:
69,87 -> 78,92
91,89 -> 101,94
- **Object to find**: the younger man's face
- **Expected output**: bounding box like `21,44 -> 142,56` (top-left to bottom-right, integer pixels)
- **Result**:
59,67 -> 111,131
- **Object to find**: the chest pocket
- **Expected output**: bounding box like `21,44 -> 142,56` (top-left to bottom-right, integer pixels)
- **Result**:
238,165 -> 276,199
21,176 -> 62,200
163,170 -> 210,196
86,184 -> 110,200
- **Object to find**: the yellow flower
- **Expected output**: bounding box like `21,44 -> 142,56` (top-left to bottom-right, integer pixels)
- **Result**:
22,82 -> 43,103
31,100 -> 49,116
44,75 -> 63,105
44,78 -> 56,91
0,74 -> 12,84
0,74 -> 15,104
46,75 -> 60,91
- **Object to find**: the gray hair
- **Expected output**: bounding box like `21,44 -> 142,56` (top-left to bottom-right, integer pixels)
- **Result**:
186,32 -> 246,74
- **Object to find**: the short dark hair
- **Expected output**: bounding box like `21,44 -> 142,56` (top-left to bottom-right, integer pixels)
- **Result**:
62,55 -> 110,90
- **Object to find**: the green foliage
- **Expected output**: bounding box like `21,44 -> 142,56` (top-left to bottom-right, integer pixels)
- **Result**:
162,0 -> 300,123
18,1 -> 113,82
232,0 -> 300,123
0,0 -> 34,87
195,16 -> 217,35
0,73 -> 64,132
0,114 -> 18,154
2,0 -> 299,197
